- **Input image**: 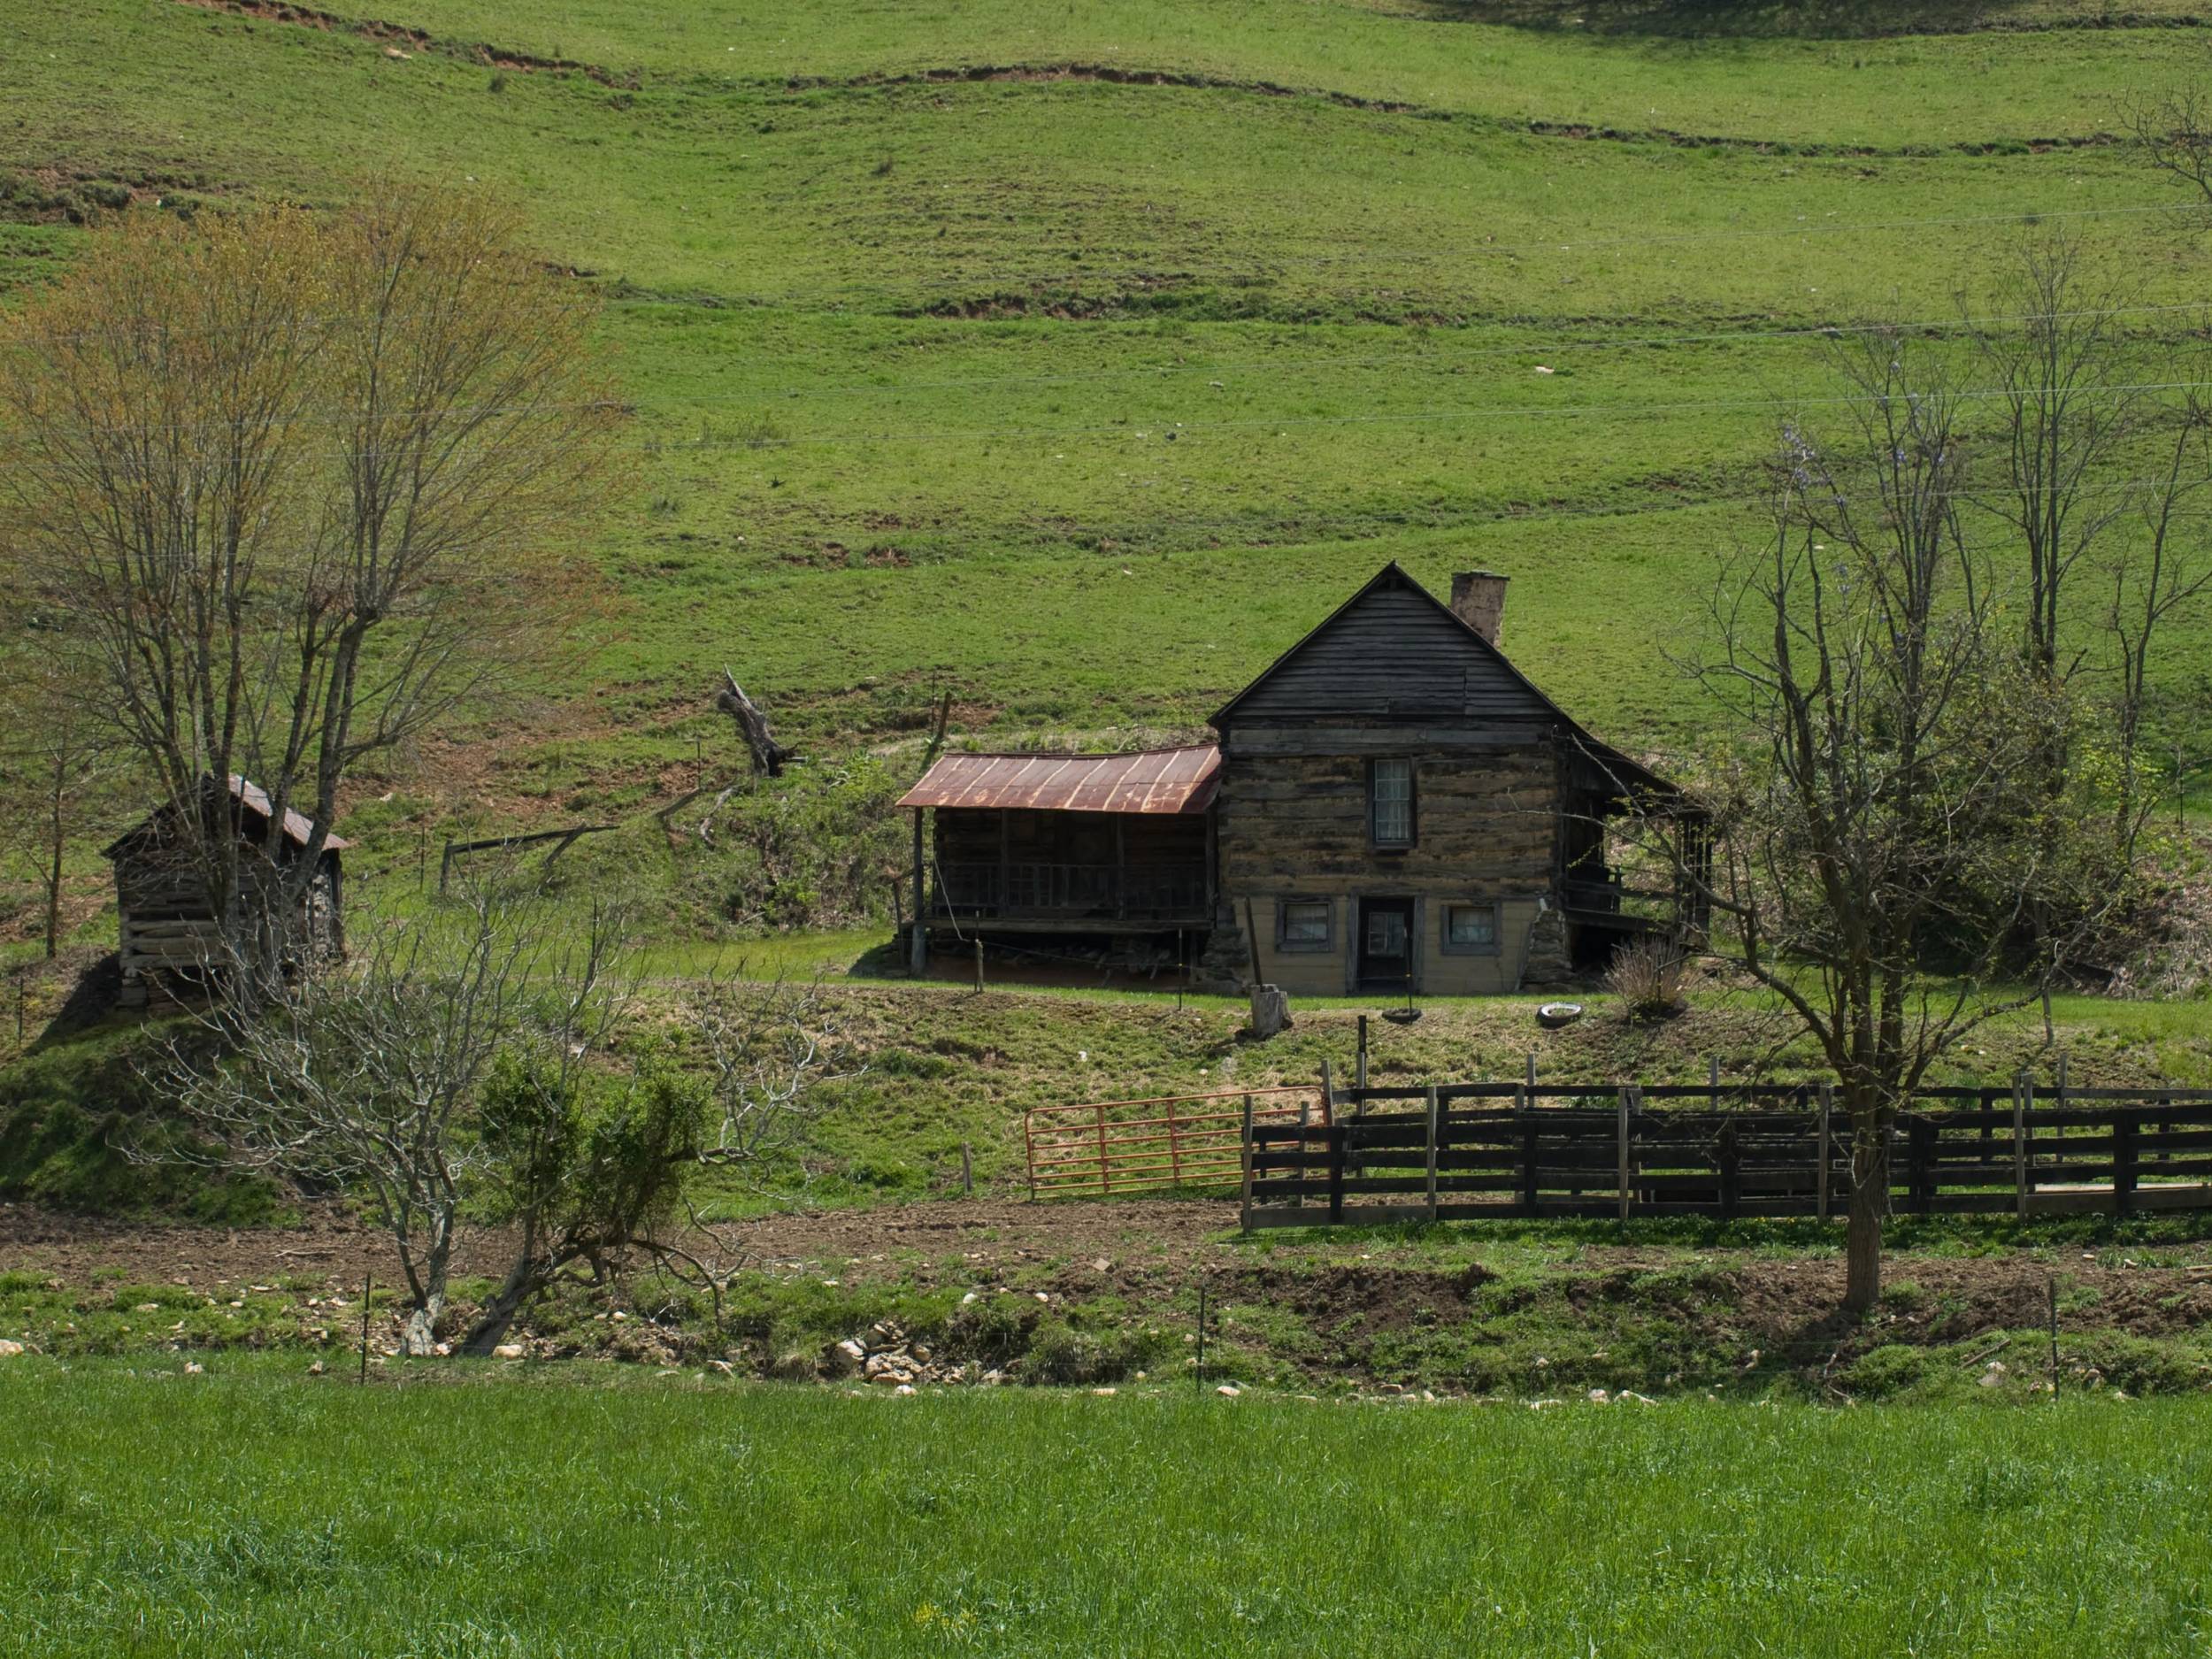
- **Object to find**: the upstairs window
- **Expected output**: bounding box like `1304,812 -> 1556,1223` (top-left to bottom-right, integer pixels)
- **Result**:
1369,759 -> 1415,849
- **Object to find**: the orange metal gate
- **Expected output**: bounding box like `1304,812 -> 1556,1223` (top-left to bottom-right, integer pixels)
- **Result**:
1024,1087 -> 1327,1199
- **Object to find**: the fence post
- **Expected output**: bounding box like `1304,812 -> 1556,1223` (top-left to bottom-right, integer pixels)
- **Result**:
1094,1102 -> 1110,1198
1356,1016 -> 1370,1092
1717,1118 -> 1740,1218
2012,1078 -> 2029,1220
2114,1112 -> 2137,1217
1168,1095 -> 1184,1188
1909,1115 -> 1934,1216
1518,1087 -> 1540,1216
1617,1087 -> 1632,1224
1025,1109 -> 1038,1202
1328,1121 -> 1346,1224
1295,1088 -> 1312,1211
1240,1094 -> 1255,1233
2022,1071 -> 2038,1201
1425,1085 -> 1440,1223
1816,1081 -> 1833,1222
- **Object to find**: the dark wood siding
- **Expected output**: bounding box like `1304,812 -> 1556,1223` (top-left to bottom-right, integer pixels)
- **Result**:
1222,582 -> 1555,725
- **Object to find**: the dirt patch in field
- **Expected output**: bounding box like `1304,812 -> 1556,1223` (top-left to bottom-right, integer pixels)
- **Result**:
723,1196 -> 1234,1269
1558,1246 -> 2212,1363
173,0 -> 635,87
0,1200 -> 515,1292
812,63 -> 2123,160
9,1198 -> 2209,1388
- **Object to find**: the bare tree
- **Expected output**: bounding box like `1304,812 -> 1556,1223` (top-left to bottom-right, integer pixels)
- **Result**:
151,888 -> 537,1354
637,975 -> 864,1333
2107,382 -> 2212,841
0,184 -> 622,972
1645,330 -> 2103,1313
1967,230 -> 2145,694
0,647 -> 127,957
2126,79 -> 2212,211
692,972 -> 864,1168
453,908 -> 703,1356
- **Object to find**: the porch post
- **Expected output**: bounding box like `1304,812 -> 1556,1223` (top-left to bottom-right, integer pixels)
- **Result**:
1114,815 -> 1126,919
909,808 -> 928,973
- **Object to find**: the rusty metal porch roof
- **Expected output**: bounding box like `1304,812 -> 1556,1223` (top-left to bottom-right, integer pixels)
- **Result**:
897,745 -> 1221,815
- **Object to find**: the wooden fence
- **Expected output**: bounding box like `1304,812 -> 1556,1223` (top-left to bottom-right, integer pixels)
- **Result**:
1026,1087 -> 1327,1199
1241,1079 -> 2212,1229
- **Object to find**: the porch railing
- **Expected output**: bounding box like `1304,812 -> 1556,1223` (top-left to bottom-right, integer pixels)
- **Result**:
932,860 -> 1208,921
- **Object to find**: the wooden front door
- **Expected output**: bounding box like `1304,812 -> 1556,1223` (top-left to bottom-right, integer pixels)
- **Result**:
1357,897 -> 1415,993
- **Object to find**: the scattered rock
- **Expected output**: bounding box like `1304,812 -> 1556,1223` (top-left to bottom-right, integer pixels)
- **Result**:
1092,1386 -> 1118,1396
307,1359 -> 325,1376
493,1343 -> 526,1360
0,1340 -> 23,1358
894,1383 -> 917,1396
1618,1391 -> 1657,1406
182,1362 -> 204,1375
1587,1388 -> 1610,1404
1215,1384 -> 1241,1398
1530,1398 -> 1561,1409
706,1359 -> 734,1377
134,1303 -> 161,1314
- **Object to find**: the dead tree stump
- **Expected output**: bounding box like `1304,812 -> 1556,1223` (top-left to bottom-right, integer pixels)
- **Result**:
1248,984 -> 1292,1040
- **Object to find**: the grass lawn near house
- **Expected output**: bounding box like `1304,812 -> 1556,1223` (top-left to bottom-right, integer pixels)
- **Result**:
0,1356 -> 2208,1656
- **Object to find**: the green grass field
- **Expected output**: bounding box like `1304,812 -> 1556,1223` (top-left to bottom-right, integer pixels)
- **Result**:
7,1 -> 2212,882
2,1359 -> 2208,1656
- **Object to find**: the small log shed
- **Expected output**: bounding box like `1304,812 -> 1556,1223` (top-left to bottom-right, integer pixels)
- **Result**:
103,775 -> 349,1009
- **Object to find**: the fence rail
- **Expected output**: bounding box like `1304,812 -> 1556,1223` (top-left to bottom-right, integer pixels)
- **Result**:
1240,1079 -> 2212,1229
1025,1087 -> 1327,1199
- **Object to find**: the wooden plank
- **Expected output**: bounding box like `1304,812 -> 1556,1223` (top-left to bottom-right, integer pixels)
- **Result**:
1425,1085 -> 1440,1223
1817,1082 -> 1833,1223
1239,1094 -> 1254,1232
1617,1086 -> 1632,1223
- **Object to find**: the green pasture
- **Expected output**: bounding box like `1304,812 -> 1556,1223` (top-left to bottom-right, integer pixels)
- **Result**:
1,1360 -> 2208,1656
4,0 -> 2212,939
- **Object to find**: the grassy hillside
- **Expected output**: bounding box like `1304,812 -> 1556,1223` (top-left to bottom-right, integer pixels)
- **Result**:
4,0 -> 2210,946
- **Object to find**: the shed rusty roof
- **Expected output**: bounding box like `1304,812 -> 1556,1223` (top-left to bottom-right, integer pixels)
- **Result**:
897,745 -> 1220,815
104,774 -> 349,859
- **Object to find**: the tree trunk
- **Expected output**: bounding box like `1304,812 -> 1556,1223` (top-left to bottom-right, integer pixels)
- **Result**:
42,827 -> 61,960
1843,1125 -> 1891,1314
401,1292 -> 444,1356
457,1256 -> 543,1356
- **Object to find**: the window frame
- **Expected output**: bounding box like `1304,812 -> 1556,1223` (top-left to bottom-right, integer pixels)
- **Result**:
1274,895 -> 1335,954
1367,757 -> 1417,851
1440,900 -> 1502,956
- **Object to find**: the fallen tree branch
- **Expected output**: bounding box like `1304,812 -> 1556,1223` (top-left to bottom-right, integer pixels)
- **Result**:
716,670 -> 795,777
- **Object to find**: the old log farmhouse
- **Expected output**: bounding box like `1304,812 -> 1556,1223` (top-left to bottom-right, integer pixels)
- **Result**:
899,564 -> 1707,996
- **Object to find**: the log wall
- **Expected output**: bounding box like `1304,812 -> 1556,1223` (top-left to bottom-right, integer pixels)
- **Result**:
1214,726 -> 1568,995
113,853 -> 342,1007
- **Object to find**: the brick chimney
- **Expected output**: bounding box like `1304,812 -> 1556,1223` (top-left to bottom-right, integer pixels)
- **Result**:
1449,571 -> 1509,647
